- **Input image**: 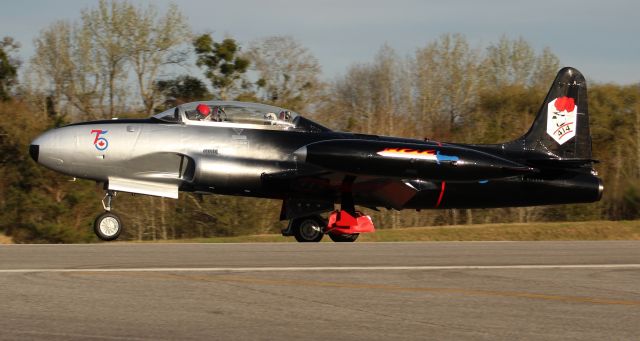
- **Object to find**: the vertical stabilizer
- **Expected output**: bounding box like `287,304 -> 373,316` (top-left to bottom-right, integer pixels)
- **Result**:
509,67 -> 591,160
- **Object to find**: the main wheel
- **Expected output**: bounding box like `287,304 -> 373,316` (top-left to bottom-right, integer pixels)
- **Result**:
328,233 -> 359,243
93,212 -> 123,241
291,215 -> 324,243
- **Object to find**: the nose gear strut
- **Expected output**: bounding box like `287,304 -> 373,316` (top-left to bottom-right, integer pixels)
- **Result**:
102,190 -> 116,211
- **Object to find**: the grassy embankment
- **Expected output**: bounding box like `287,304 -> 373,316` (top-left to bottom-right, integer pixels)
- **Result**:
177,220 -> 640,243
0,233 -> 13,244
2,221 -> 638,244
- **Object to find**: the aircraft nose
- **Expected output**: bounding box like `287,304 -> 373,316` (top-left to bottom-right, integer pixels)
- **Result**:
30,131 -> 50,164
29,144 -> 39,163
29,129 -> 68,170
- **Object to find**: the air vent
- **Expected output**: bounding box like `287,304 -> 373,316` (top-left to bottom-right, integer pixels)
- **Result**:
203,149 -> 218,155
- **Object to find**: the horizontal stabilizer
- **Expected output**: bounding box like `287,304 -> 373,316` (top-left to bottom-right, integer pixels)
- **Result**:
526,158 -> 599,169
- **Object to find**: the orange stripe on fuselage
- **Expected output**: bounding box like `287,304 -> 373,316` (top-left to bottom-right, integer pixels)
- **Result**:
377,148 -> 437,160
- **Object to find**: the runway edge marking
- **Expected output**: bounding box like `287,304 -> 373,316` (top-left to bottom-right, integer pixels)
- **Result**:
2,264 -> 640,273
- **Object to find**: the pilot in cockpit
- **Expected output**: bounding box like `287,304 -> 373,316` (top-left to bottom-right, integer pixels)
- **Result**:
209,106 -> 226,122
279,110 -> 291,122
264,112 -> 277,124
190,103 -> 210,120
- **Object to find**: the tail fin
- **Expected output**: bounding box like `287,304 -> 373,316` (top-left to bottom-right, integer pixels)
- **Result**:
509,67 -> 592,161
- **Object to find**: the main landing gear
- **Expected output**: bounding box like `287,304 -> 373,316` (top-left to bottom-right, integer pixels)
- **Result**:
284,177 -> 376,243
326,210 -> 374,242
289,215 -> 325,243
93,191 -> 123,241
285,210 -> 375,243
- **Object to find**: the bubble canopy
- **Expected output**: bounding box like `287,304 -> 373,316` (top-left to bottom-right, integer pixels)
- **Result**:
153,101 -> 299,126
152,101 -> 331,132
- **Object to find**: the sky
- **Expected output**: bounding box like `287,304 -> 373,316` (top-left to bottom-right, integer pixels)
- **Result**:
1,0 -> 639,84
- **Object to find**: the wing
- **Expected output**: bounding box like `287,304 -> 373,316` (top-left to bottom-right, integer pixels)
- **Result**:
262,167 -> 439,220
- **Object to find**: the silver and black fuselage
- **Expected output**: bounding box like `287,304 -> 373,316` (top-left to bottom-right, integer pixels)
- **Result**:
30,80 -> 602,219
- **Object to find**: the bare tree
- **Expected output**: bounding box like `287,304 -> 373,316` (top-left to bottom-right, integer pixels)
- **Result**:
482,36 -> 535,88
247,36 -> 323,112
412,34 -> 480,139
481,36 -> 559,89
122,2 -> 190,115
30,0 -> 189,119
81,0 -> 130,119
328,45 -> 408,135
30,21 -> 74,117
68,23 -> 105,118
31,18 -> 116,120
532,47 -> 561,89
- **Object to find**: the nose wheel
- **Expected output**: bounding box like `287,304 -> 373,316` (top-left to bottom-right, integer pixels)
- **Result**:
94,212 -> 123,241
94,191 -> 123,241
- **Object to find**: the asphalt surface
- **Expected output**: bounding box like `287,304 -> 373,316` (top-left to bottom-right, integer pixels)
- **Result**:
1,241 -> 639,340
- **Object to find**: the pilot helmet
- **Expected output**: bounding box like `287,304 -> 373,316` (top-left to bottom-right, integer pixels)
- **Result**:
196,104 -> 211,117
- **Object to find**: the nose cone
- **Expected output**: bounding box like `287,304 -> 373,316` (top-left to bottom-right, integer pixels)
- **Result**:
29,144 -> 39,162
30,131 -> 52,164
29,129 -> 70,171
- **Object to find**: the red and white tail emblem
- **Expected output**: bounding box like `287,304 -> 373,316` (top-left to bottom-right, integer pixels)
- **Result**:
546,96 -> 577,145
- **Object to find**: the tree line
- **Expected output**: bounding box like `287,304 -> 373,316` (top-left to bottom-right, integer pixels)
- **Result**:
0,0 -> 638,242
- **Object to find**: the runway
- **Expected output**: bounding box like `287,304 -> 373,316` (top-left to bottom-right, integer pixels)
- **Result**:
1,242 -> 639,340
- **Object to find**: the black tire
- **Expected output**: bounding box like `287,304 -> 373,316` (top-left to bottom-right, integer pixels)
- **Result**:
93,212 -> 123,241
291,215 -> 324,243
328,233 -> 359,243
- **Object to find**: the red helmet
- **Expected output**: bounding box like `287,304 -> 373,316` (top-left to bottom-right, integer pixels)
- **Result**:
196,104 -> 211,116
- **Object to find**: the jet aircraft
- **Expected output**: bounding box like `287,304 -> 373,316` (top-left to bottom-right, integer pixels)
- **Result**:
30,67 -> 603,242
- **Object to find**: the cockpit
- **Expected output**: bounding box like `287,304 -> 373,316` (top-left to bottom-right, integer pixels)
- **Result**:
152,101 -> 330,133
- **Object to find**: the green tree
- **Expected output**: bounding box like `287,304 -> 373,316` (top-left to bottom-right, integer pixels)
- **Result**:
0,37 -> 20,101
156,75 -> 210,107
589,83 -> 640,219
0,100 -> 98,242
194,34 -> 250,100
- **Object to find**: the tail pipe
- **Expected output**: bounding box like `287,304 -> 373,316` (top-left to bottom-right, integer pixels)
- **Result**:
597,177 -> 604,201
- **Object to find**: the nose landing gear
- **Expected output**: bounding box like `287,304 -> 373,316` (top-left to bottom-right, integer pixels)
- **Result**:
93,191 -> 123,241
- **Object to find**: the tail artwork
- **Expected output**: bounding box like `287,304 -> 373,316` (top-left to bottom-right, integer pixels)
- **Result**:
505,67 -> 593,164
